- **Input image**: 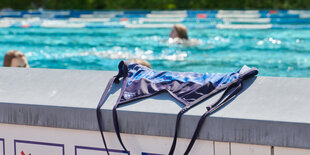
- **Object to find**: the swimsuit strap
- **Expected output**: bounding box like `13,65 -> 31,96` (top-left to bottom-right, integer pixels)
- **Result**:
168,79 -> 240,155
113,76 -> 130,154
96,75 -> 117,155
112,61 -> 131,154
168,106 -> 189,155
114,60 -> 128,83
96,60 -> 129,154
184,80 -> 243,155
183,67 -> 258,154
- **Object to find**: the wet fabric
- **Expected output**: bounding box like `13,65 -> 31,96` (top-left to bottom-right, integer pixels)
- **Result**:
123,62 -> 243,105
96,61 -> 258,155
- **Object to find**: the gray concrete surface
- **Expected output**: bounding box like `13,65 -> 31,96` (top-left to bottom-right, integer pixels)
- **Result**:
0,67 -> 309,149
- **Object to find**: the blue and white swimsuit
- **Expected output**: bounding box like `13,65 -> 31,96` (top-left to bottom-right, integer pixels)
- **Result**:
97,61 -> 258,155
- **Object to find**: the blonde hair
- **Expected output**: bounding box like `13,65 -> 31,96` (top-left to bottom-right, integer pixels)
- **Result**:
173,24 -> 188,40
3,50 -> 26,67
127,59 -> 151,68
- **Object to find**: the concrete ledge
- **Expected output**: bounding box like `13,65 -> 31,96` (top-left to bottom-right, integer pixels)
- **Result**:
0,67 -> 309,149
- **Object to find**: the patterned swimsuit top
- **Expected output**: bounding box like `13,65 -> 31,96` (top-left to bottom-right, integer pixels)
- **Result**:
97,61 -> 258,155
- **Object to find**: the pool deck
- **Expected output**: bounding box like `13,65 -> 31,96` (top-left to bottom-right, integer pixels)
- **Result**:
0,67 -> 309,149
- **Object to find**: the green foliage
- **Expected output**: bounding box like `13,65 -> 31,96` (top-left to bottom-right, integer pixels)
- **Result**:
1,0 -> 310,10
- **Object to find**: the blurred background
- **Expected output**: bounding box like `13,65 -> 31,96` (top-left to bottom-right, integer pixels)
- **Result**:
0,0 -> 309,78
1,0 -> 310,10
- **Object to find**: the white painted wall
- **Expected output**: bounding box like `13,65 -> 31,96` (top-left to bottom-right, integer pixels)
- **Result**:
0,123 -> 310,155
0,140 -> 4,155
214,142 -> 230,155
274,147 -> 310,155
0,123 -> 213,155
231,143 -> 271,155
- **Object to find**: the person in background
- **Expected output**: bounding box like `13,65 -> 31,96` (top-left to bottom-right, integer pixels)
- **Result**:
168,24 -> 201,46
3,50 -> 29,68
127,58 -> 151,69
169,24 -> 188,40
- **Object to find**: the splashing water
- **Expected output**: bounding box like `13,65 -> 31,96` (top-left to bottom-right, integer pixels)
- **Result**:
0,27 -> 309,77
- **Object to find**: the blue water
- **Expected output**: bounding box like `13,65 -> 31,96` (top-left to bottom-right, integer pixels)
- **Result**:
0,27 -> 309,77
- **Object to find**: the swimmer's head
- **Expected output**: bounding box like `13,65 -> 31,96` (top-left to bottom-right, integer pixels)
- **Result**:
170,24 -> 188,40
3,50 -> 29,68
127,59 -> 151,68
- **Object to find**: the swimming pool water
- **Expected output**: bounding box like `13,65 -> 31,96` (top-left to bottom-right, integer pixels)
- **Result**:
0,27 -> 309,78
